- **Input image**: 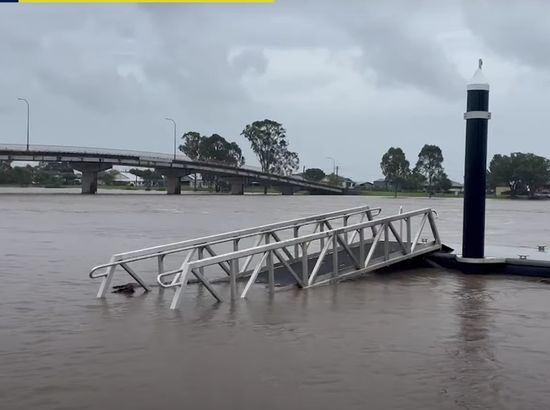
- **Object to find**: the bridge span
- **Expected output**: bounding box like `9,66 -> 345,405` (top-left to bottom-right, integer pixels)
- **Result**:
0,144 -> 344,195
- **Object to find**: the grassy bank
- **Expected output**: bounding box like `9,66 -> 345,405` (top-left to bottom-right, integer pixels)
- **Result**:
360,191 -> 462,198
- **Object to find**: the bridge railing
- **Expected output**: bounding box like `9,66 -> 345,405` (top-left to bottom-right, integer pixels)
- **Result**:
159,207 -> 441,309
89,205 -> 382,297
0,143 -> 191,162
0,143 -> 284,175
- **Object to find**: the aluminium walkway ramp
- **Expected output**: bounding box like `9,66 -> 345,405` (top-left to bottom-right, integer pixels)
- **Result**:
89,205 -> 441,310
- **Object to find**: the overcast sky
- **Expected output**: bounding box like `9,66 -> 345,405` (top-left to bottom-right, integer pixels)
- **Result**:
1,0 -> 550,181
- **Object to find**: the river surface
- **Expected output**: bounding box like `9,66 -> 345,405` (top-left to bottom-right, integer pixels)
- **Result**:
1,191 -> 550,409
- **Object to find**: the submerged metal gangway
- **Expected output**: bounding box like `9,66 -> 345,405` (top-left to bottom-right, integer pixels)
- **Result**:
89,205 -> 441,309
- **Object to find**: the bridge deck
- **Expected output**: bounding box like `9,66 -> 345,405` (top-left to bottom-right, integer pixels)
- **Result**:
0,144 -> 343,194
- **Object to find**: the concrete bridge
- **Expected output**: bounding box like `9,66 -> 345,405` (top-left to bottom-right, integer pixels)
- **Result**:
0,144 -> 344,195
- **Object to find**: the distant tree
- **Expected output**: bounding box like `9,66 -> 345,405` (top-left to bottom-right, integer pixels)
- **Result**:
435,171 -> 452,193
241,119 -> 299,194
12,166 -> 33,186
179,131 -> 202,160
0,161 -> 14,184
303,168 -> 326,182
380,147 -> 410,197
489,152 -> 550,198
179,131 -> 245,190
271,150 -> 299,176
401,169 -> 426,191
199,134 -> 245,166
180,131 -> 202,190
414,144 -> 444,194
489,154 -> 513,191
33,162 -> 77,186
129,168 -> 164,188
515,153 -> 550,197
0,162 -> 33,185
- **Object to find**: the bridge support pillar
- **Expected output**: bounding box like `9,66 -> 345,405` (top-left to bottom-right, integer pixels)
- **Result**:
165,175 -> 181,195
279,185 -> 295,196
158,168 -> 191,195
224,177 -> 246,195
73,163 -> 112,194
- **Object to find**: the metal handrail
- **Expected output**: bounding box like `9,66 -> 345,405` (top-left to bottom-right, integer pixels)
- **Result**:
159,207 -> 436,287
162,207 -> 441,309
88,205 -> 381,278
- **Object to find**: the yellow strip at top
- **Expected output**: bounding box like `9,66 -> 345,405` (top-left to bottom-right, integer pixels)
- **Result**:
19,0 -> 275,3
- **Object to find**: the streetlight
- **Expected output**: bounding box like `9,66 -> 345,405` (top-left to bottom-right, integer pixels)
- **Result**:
165,118 -> 177,160
326,156 -> 336,175
18,98 -> 30,151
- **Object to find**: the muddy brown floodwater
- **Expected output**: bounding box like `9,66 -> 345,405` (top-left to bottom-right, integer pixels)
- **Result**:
1,192 -> 550,409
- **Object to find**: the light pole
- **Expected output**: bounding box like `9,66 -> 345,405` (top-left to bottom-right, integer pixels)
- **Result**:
165,118 -> 177,160
18,98 -> 30,151
326,156 -> 336,175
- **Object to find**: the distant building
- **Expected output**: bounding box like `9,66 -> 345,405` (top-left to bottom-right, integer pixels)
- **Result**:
422,180 -> 463,194
357,181 -> 374,190
449,180 -> 464,196
113,172 -> 143,186
181,174 -> 209,189
320,175 -> 356,189
342,178 -> 356,189
373,178 -> 390,190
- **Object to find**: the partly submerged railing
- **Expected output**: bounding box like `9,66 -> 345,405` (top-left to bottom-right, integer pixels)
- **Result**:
158,207 -> 441,309
89,204 -> 382,298
89,205 -> 441,310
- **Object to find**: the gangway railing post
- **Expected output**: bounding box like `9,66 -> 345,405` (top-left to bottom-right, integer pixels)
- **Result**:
97,256 -> 118,298
233,239 -> 240,271
169,265 -> 190,310
320,222 -> 325,250
301,243 -> 308,284
384,222 -> 389,261
157,254 -> 165,280
198,246 -> 205,279
267,250 -> 275,293
427,212 -> 441,245
343,215 -> 349,245
230,257 -> 238,300
399,206 -> 403,240
332,233 -> 338,279
294,226 -> 300,259
406,217 -> 412,252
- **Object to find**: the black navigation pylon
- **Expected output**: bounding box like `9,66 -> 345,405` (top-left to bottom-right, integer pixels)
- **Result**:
462,59 -> 491,259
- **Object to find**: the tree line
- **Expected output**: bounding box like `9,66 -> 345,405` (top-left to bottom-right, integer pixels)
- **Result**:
0,162 -> 78,187
180,119 -> 299,175
180,119 -> 299,193
380,144 -> 452,197
488,153 -> 550,198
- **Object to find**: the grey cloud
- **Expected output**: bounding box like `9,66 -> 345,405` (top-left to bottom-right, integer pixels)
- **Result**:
1,2 -> 549,181
462,1 -> 550,70
229,49 -> 268,77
